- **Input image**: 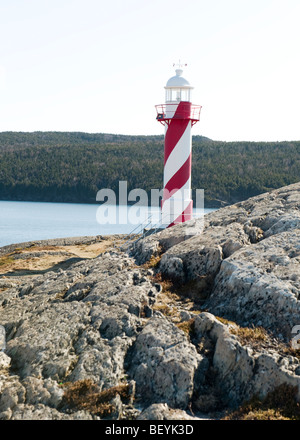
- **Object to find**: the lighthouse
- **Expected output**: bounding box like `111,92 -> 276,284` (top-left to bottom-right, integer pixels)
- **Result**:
156,64 -> 201,228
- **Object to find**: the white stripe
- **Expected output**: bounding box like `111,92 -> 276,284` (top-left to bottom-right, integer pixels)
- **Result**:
165,103 -> 178,119
162,178 -> 191,211
161,197 -> 192,225
163,122 -> 191,187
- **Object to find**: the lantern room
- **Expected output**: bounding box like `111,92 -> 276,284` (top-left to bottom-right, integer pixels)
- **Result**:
165,68 -> 193,103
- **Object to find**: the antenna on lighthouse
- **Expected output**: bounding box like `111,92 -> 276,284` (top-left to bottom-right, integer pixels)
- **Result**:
173,60 -> 187,69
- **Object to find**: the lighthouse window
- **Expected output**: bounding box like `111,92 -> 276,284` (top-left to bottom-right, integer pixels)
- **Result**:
170,90 -> 178,101
166,88 -> 191,102
180,89 -> 190,102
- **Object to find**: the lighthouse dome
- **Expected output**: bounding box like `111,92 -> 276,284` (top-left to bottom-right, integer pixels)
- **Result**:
165,69 -> 193,89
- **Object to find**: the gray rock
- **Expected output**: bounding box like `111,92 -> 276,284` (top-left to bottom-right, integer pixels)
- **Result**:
0,249 -> 158,419
129,313 -> 208,409
0,375 -> 26,413
137,402 -> 205,420
194,312 -> 300,407
159,255 -> 185,283
0,325 -> 5,351
0,352 -> 11,371
10,404 -> 94,420
205,229 -> 300,338
22,376 -> 64,408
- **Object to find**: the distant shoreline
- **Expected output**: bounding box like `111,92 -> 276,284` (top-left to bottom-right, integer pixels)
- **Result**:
0,235 -> 116,256
1,132 -> 298,209
0,198 -> 224,209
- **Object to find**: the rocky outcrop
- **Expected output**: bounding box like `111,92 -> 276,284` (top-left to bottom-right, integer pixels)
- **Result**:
128,312 -> 208,409
0,244 -> 206,420
135,182 -> 300,340
193,312 -> 300,408
0,182 -> 299,420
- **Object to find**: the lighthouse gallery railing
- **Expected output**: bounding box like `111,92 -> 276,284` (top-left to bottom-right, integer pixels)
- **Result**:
155,103 -> 202,126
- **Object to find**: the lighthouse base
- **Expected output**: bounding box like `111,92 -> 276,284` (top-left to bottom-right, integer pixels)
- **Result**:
161,197 -> 193,228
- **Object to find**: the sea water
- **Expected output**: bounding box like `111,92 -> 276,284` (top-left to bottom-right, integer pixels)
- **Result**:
0,200 -> 216,247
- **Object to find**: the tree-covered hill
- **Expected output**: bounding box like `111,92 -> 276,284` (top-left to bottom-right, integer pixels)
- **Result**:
0,131 -> 299,208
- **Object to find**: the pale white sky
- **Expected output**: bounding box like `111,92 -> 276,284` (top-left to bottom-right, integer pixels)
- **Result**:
0,0 -> 299,141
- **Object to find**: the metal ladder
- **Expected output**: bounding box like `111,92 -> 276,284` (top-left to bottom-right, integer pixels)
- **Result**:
115,210 -> 206,253
117,211 -> 167,253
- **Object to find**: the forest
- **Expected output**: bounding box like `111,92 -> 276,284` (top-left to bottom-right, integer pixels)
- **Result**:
0,131 -> 299,208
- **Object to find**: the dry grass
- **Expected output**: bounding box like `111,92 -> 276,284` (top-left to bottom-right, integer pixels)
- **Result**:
62,379 -> 131,417
235,409 -> 290,420
152,303 -> 173,316
151,272 -> 179,297
143,254 -> 162,270
281,344 -> 300,361
176,318 -> 195,337
230,325 -> 269,346
150,272 -> 202,326
0,255 -> 15,267
152,270 -> 212,307
223,384 -> 300,420
142,246 -> 164,270
151,273 -> 180,304
215,316 -> 237,326
0,240 -> 113,277
151,272 -> 182,321
217,318 -> 300,360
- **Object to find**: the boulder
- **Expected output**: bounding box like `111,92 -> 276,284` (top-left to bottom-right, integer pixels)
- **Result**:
194,312 -> 300,407
137,403 -> 206,420
206,229 -> 300,338
129,312 -> 208,409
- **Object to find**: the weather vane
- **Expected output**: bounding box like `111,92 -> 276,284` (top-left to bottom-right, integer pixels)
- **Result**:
173,59 -> 187,69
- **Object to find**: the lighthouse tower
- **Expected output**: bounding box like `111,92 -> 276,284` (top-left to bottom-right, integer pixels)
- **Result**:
156,64 -> 201,227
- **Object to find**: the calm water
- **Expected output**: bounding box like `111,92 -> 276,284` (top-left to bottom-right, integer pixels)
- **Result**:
0,200 -> 215,248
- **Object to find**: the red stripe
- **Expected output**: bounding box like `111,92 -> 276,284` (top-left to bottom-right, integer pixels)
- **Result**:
163,154 -> 191,202
164,107 -> 190,165
167,200 -> 193,228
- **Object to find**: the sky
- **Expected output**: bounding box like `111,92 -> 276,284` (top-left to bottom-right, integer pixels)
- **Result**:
0,0 -> 299,142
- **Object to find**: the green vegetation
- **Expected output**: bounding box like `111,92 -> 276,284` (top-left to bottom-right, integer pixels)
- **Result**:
0,131 -> 299,207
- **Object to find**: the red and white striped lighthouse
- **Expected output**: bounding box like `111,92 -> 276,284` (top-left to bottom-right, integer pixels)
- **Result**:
156,64 -> 201,227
